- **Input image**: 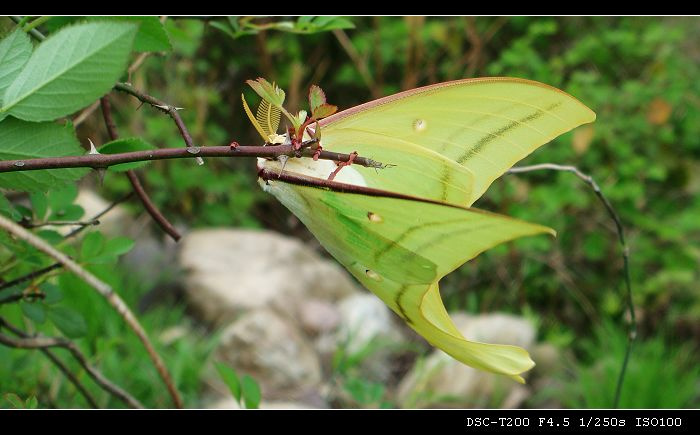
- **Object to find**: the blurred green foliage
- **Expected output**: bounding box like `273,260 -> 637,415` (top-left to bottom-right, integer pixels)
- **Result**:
1,16 -> 699,408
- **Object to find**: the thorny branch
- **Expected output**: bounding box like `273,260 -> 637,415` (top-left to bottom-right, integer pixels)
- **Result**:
0,317 -> 142,408
506,163 -> 635,409
0,141 -> 384,173
101,96 -> 182,241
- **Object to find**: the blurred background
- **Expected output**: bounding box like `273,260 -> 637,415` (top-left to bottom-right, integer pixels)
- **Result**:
1,16 -> 699,408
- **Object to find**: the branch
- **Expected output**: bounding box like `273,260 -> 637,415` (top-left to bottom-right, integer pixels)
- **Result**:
0,142 -> 384,173
506,163 -> 635,409
0,263 -> 61,293
101,96 -> 182,241
0,214 -> 183,408
0,317 -> 141,408
114,82 -> 204,165
0,193 -> 132,294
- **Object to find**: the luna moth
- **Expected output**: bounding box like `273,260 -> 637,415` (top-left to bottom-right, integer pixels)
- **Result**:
244,77 -> 595,382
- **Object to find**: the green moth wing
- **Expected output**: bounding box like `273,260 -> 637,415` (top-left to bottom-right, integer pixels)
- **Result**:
318,77 -> 596,206
255,77 -> 596,380
259,173 -> 553,380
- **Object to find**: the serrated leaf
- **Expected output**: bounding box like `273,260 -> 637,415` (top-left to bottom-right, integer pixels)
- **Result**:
215,362 -> 242,401
0,21 -> 138,122
81,231 -> 105,259
240,375 -> 261,409
0,29 -> 33,99
48,306 -> 87,338
308,85 -> 326,112
0,118 -> 88,192
3,393 -> 24,409
312,103 -> 338,120
41,283 -> 63,304
21,301 -> 46,324
100,137 -> 156,172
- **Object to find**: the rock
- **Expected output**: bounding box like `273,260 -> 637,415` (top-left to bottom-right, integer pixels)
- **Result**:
396,313 -> 536,408
178,229 -> 359,326
216,308 -> 322,394
336,294 -> 405,355
299,299 -> 341,336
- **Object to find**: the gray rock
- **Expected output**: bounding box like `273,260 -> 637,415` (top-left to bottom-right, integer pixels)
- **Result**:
336,294 -> 405,355
299,299 -> 341,336
216,308 -> 322,394
396,313 -> 536,408
178,229 -> 359,326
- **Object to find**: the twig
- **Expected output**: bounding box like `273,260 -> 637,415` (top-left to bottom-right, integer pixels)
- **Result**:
65,192 -> 133,239
113,82 -> 204,165
506,163 -> 635,409
125,171 -> 181,241
23,220 -> 100,228
0,193 -> 133,294
0,317 -> 140,408
0,291 -> 43,305
0,263 -> 62,292
0,142 -> 383,173
101,96 -> 182,241
0,214 -> 183,408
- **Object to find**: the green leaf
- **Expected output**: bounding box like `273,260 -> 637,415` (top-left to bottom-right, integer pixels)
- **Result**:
91,236 -> 134,263
3,393 -> 24,409
104,236 -> 134,256
308,84 -> 326,112
21,301 -> 46,324
215,362 -> 242,402
41,283 -> 63,304
246,78 -> 285,107
29,191 -> 48,220
313,16 -> 355,31
297,16 -> 315,25
0,118 -> 88,192
240,374 -> 261,409
25,396 -> 38,409
0,21 -> 138,122
47,184 -> 78,210
0,29 -> 32,101
81,231 -> 105,259
0,193 -> 22,220
100,137 -> 156,172
48,306 -> 87,338
89,17 -> 171,52
312,103 -> 338,120
209,22 -> 237,39
37,229 -> 64,245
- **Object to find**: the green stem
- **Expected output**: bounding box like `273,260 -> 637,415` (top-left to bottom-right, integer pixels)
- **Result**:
24,16 -> 51,32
